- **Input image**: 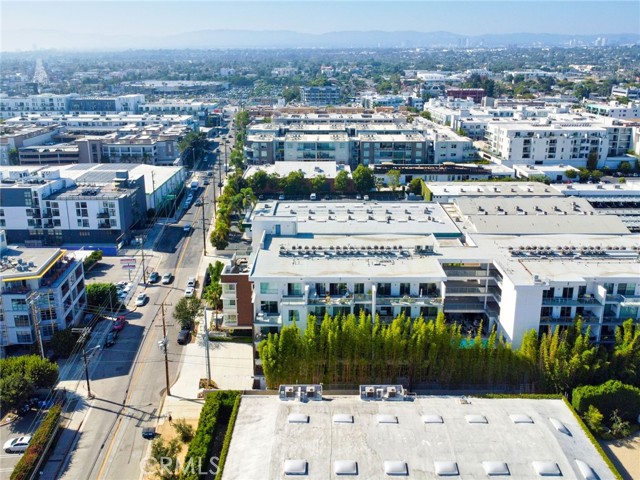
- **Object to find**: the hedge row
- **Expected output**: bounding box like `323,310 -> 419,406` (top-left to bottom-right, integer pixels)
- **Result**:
214,394 -> 241,480
11,404 -> 62,480
180,391 -> 239,480
561,396 -> 623,480
572,380 -> 640,423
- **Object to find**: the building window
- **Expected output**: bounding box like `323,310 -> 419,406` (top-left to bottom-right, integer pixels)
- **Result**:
16,331 -> 33,343
259,282 -> 278,295
77,219 -> 90,228
11,299 -> 28,311
288,310 -> 300,323
287,283 -> 303,296
75,202 -> 88,217
14,315 -> 30,327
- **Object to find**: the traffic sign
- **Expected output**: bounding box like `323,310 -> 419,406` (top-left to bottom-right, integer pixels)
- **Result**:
120,258 -> 136,265
122,264 -> 136,270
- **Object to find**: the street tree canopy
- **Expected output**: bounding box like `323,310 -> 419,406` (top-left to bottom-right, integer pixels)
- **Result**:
352,165 -> 375,193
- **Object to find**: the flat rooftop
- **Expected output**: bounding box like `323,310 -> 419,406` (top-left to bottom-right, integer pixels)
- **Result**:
426,182 -> 560,198
251,235 -> 446,280
244,162 -> 350,180
222,395 -> 613,480
0,246 -> 67,280
252,201 -> 461,237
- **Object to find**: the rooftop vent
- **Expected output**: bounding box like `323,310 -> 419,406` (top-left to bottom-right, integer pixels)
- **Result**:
465,414 -> 488,424
283,459 -> 308,476
334,460 -> 358,476
383,461 -> 408,476
575,460 -> 597,480
333,414 -> 354,424
510,414 -> 534,424
422,415 -> 444,424
377,414 -> 398,424
434,461 -> 459,476
288,413 -> 309,424
483,461 -> 510,476
532,461 -> 561,477
549,418 -> 571,436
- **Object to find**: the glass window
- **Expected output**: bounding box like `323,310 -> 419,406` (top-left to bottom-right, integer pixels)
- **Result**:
287,283 -> 303,296
14,315 -> 30,327
259,282 -> 278,295
16,331 -> 32,343
11,299 -> 28,311
288,310 -> 300,323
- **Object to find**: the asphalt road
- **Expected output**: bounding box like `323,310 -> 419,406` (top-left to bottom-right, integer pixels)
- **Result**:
52,164 -> 221,480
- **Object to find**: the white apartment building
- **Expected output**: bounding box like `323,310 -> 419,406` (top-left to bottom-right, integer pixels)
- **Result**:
0,94 -> 76,119
0,245 -> 87,352
0,124 -> 61,166
220,198 -> 639,353
585,101 -> 640,119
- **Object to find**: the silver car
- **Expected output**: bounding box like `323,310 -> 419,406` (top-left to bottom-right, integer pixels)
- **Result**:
4,435 -> 31,453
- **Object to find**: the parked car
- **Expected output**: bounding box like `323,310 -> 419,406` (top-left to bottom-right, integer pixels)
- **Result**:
184,287 -> 195,298
310,193 -> 317,201
112,315 -> 126,331
135,293 -> 148,307
278,194 -> 285,201
177,329 -> 191,345
148,272 -> 160,283
187,276 -> 197,288
104,331 -> 117,347
203,179 -> 210,185
4,436 -> 32,454
363,195 -> 370,201
161,272 -> 173,285
183,224 -> 192,233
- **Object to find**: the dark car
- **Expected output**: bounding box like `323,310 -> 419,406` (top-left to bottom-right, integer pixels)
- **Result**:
148,272 -> 160,283
104,331 -> 118,348
177,329 -> 191,345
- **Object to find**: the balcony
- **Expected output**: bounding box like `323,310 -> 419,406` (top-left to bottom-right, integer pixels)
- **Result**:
309,294 -> 353,306
445,268 -> 491,278
97,211 -> 110,219
605,294 -> 624,303
281,295 -> 306,306
255,312 -> 282,326
354,294 -> 373,302
541,296 -> 602,306
98,222 -> 111,229
378,294 -> 443,307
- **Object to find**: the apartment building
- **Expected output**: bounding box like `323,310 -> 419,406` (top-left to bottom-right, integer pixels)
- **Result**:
0,124 -> 61,166
444,87 -> 485,103
0,244 -> 87,353
220,198 -> 638,354
585,101 -> 640,119
300,86 -> 342,106
67,94 -> 145,113
0,94 -> 75,120
611,85 -> 640,100
0,163 -> 186,248
245,113 -> 474,167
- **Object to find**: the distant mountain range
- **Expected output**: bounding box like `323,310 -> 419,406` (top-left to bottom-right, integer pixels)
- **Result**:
3,29 -> 639,51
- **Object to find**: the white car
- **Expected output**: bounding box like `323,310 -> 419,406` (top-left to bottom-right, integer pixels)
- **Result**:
187,276 -> 196,288
135,293 -> 148,307
4,436 -> 31,453
184,287 -> 195,298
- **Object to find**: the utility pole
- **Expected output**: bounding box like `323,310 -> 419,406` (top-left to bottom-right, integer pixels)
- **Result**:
158,302 -> 171,397
203,309 -> 211,385
74,328 -> 99,399
138,235 -> 147,286
201,199 -> 207,256
28,293 -> 44,359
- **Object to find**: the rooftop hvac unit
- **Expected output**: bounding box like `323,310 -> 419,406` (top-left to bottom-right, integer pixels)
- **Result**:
387,386 -> 397,398
285,386 -> 294,398
365,386 -> 375,398
307,386 -> 315,396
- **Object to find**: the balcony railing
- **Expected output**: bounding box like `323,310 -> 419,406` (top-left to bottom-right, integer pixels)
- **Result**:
97,211 -> 110,219
445,268 -> 491,278
98,222 -> 111,229
541,296 -> 601,306
281,295 -> 306,306
255,312 -> 282,326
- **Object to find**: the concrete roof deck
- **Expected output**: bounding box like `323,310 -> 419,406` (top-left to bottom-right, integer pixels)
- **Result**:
251,235 -> 446,280
253,201 -> 461,237
426,182 -> 561,198
222,395 -> 613,480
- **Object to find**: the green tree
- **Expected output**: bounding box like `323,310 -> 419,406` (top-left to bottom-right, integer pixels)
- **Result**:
150,437 -> 182,480
420,111 -> 432,121
590,170 -> 603,182
283,170 -> 309,196
334,170 -> 351,194
565,169 -> 577,179
311,175 -> 329,194
618,161 -> 632,171
352,165 -> 375,194
408,178 -> 423,195
178,131 -> 208,168
173,297 -> 202,330
173,418 -> 195,443
584,405 -> 604,434
387,169 -> 401,192
247,170 -> 268,192
0,374 -> 34,412
8,148 -> 20,165
86,283 -> 118,309
587,150 -> 599,171
51,328 -> 78,358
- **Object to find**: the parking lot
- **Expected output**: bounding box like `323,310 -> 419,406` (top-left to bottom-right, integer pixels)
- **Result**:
0,409 -> 42,475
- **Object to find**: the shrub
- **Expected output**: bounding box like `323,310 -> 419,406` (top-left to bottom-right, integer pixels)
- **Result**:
11,404 -> 61,480
82,250 -> 103,270
173,418 -> 195,443
214,394 -> 241,480
609,410 -> 631,438
572,380 -> 640,424
583,405 -> 604,434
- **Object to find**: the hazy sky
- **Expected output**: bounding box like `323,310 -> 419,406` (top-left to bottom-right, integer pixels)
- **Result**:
2,0 -> 639,37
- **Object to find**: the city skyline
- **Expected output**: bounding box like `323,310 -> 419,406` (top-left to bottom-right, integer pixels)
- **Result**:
2,1 -> 639,52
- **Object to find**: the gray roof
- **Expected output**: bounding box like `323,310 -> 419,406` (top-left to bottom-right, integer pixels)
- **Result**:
222,396 -> 614,480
